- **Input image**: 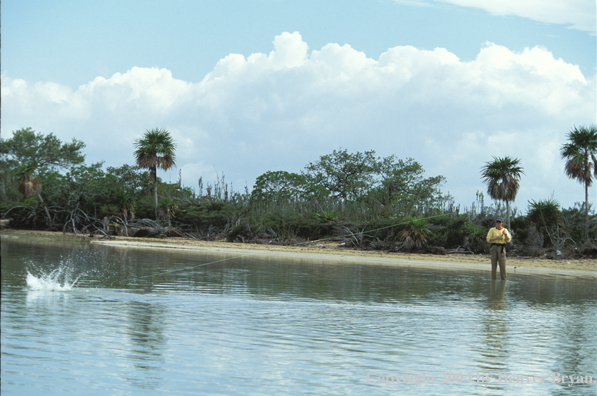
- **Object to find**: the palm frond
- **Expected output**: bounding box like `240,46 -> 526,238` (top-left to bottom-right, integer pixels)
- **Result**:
134,128 -> 177,173
561,125 -> 597,186
480,156 -> 524,202
17,178 -> 42,198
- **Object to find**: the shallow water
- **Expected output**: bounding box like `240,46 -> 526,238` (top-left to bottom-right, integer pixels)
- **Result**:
1,236 -> 596,395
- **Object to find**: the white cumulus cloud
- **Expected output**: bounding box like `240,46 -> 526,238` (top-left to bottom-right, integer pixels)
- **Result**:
434,0 -> 596,34
2,32 -> 595,209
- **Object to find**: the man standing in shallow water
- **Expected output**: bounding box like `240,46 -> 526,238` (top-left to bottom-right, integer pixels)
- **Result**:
486,217 -> 511,280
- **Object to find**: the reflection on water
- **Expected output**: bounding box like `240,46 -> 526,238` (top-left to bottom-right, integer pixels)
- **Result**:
1,236 -> 596,395
478,280 -> 509,391
489,279 -> 507,307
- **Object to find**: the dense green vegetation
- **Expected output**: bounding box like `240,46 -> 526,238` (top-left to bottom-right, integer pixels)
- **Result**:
1,126 -> 596,258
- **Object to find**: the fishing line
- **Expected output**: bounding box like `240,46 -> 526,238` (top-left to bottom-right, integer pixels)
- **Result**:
132,213 -> 451,282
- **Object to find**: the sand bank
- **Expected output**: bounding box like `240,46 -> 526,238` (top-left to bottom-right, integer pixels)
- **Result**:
2,229 -> 596,276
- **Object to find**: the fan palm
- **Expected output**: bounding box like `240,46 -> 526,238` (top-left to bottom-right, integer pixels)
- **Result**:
560,125 -> 597,239
134,128 -> 176,220
527,199 -> 561,228
397,217 -> 430,250
480,156 -> 524,231
15,160 -> 53,226
16,160 -> 42,198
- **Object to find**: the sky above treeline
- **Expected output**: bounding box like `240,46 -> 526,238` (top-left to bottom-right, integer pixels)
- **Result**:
2,0 -> 596,212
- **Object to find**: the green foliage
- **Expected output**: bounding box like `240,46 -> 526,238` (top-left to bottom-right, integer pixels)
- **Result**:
465,223 -> 488,253
509,215 -> 528,243
303,148 -> 378,200
0,128 -> 86,209
314,211 -> 339,223
374,157 -> 451,216
480,156 -> 524,231
14,160 -> 42,198
402,217 -> 430,232
561,203 -> 597,244
467,223 -> 486,238
526,199 -> 564,248
251,170 -> 328,203
3,159 -> 152,228
134,128 -> 177,173
0,127 -> 86,170
480,156 -> 524,202
6,128 -> 593,255
240,211 -> 319,240
15,160 -> 39,180
106,164 -> 149,195
397,217 -> 431,250
133,196 -> 158,220
58,163 -> 130,217
300,149 -> 452,219
527,199 -> 561,227
134,128 -> 177,219
427,215 -> 468,248
177,202 -> 233,231
100,204 -> 121,217
560,125 -> 597,186
273,214 -> 320,240
226,221 -> 253,242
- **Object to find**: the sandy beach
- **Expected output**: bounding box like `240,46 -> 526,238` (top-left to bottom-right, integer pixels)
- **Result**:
2,229 -> 596,276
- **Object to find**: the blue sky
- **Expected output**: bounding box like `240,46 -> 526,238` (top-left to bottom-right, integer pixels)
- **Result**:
2,0 -> 596,211
4,0 -> 595,85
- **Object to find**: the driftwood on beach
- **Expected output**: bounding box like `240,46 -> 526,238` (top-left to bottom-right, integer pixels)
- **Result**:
0,196 -> 198,240
447,246 -> 475,254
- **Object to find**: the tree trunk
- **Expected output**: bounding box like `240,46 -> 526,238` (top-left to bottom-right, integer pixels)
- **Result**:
585,181 -> 589,240
36,191 -> 53,228
153,165 -> 159,221
506,199 -> 512,244
154,179 -> 159,221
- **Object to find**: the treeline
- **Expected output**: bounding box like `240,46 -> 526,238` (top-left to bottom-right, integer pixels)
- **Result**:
1,127 -> 596,258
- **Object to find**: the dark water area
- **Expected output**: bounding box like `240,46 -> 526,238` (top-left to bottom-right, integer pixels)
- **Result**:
2,236 -> 596,395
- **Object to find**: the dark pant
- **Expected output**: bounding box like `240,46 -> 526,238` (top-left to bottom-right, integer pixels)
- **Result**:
490,244 -> 507,280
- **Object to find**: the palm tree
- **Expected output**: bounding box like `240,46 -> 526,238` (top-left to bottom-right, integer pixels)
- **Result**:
134,128 -> 176,220
16,161 -> 42,198
15,160 -> 53,226
560,125 -> 597,239
527,199 -> 561,228
397,217 -> 431,250
480,156 -> 524,232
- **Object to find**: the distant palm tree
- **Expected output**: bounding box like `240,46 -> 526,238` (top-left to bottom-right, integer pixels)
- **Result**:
560,125 -> 597,239
15,160 -> 53,226
480,156 -> 524,232
134,128 -> 176,220
16,161 -> 42,199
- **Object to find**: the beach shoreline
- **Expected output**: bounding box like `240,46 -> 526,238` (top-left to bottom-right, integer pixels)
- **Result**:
2,229 -> 596,276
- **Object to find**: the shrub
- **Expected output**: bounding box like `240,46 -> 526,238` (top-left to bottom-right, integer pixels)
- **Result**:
397,217 -> 431,251
427,215 -> 468,248
466,223 -> 488,253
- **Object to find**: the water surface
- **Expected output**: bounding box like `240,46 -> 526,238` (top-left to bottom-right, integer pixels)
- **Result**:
2,236 -> 596,395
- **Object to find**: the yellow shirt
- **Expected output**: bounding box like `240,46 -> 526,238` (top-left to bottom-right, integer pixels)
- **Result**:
486,227 -> 511,244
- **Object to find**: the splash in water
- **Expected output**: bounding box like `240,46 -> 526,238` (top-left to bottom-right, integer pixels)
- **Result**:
26,266 -> 80,291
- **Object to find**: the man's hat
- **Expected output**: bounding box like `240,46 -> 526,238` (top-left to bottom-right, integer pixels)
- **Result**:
496,217 -> 504,222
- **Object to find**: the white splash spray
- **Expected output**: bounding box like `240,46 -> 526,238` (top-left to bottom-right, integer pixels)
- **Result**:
26,266 -> 80,291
